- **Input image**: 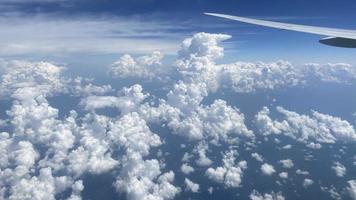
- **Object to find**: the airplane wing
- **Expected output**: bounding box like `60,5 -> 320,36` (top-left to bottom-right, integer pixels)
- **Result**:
204,13 -> 356,40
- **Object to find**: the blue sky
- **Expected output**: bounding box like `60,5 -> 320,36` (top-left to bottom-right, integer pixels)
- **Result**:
1,0 -> 356,63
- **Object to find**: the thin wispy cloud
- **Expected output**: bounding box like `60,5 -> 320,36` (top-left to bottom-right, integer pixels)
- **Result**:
0,14 -> 187,56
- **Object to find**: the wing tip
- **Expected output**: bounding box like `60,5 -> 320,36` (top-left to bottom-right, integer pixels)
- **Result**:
204,12 -> 219,16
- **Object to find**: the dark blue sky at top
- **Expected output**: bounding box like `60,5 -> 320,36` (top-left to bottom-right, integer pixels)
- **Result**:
4,0 -> 356,19
2,0 -> 356,63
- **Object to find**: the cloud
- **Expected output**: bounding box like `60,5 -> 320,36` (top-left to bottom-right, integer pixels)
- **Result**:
281,145 -> 292,149
303,178 -> 314,188
261,163 -> 276,176
71,77 -> 113,96
221,60 -> 304,93
347,180 -> 356,200
332,162 -> 346,177
278,172 -> 288,179
251,152 -> 264,162
10,141 -> 39,169
250,190 -> 285,200
305,63 -> 356,83
255,106 -> 356,145
7,96 -> 76,155
108,51 -> 165,79
221,62 -> 356,93
0,58 -> 180,200
1,31 -> 356,200
279,159 -> 294,169
296,169 -> 309,176
175,33 -> 356,94
184,178 -> 200,193
0,60 -> 65,99
166,99 -> 253,143
194,142 -> 213,167
321,185 -> 341,200
181,163 -> 194,175
81,84 -> 148,113
206,150 -> 247,188
109,112 -> 179,199
0,14 -> 182,56
9,168 -> 56,200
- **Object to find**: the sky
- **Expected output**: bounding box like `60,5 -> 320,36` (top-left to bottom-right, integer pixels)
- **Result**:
1,1 -> 356,200
1,0 -> 356,63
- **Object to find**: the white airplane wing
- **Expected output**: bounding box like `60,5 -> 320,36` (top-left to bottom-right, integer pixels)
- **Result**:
204,12 -> 356,40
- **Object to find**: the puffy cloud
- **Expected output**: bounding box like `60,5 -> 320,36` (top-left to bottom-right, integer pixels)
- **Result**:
194,100 -> 253,143
110,113 -> 179,200
251,153 -> 264,162
332,162 -> 346,177
115,157 -> 180,200
194,142 -> 213,167
67,180 -> 84,200
184,178 -> 200,193
169,99 -> 253,143
108,33 -> 356,98
108,112 -> 161,156
306,142 -> 322,149
296,169 -> 309,176
10,141 -> 39,169
303,178 -> 314,188
8,168 -> 56,200
206,150 -> 247,188
71,77 -> 113,96
0,84 -> 86,198
142,98 -> 253,144
134,33 -> 252,151
178,32 -> 230,60
279,159 -> 294,169
221,60 -> 304,93
347,180 -> 356,200
0,59 -> 178,200
108,51 -> 164,79
176,32 -> 230,93
181,163 -> 194,175
81,84 -> 148,113
81,96 -> 123,110
279,172 -> 288,179
255,106 -> 356,144
208,187 -> 214,194
0,60 -> 65,99
321,185 -> 341,200
0,59 -> 114,101
305,63 -> 356,83
220,61 -> 356,93
167,81 -> 208,114
250,190 -> 285,200
261,163 -> 276,176
7,96 -> 76,154
174,32 -> 356,96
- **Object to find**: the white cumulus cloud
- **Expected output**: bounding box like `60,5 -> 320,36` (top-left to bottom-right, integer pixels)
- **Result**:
255,106 -> 356,145
206,150 -> 247,188
250,190 -> 285,200
332,162 -> 346,177
261,163 -> 276,176
184,178 -> 200,193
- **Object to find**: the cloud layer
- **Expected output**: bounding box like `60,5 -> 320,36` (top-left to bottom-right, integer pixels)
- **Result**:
1,32 -> 356,200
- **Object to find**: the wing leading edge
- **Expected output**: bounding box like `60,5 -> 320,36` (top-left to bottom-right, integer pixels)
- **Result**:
204,12 -> 356,48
